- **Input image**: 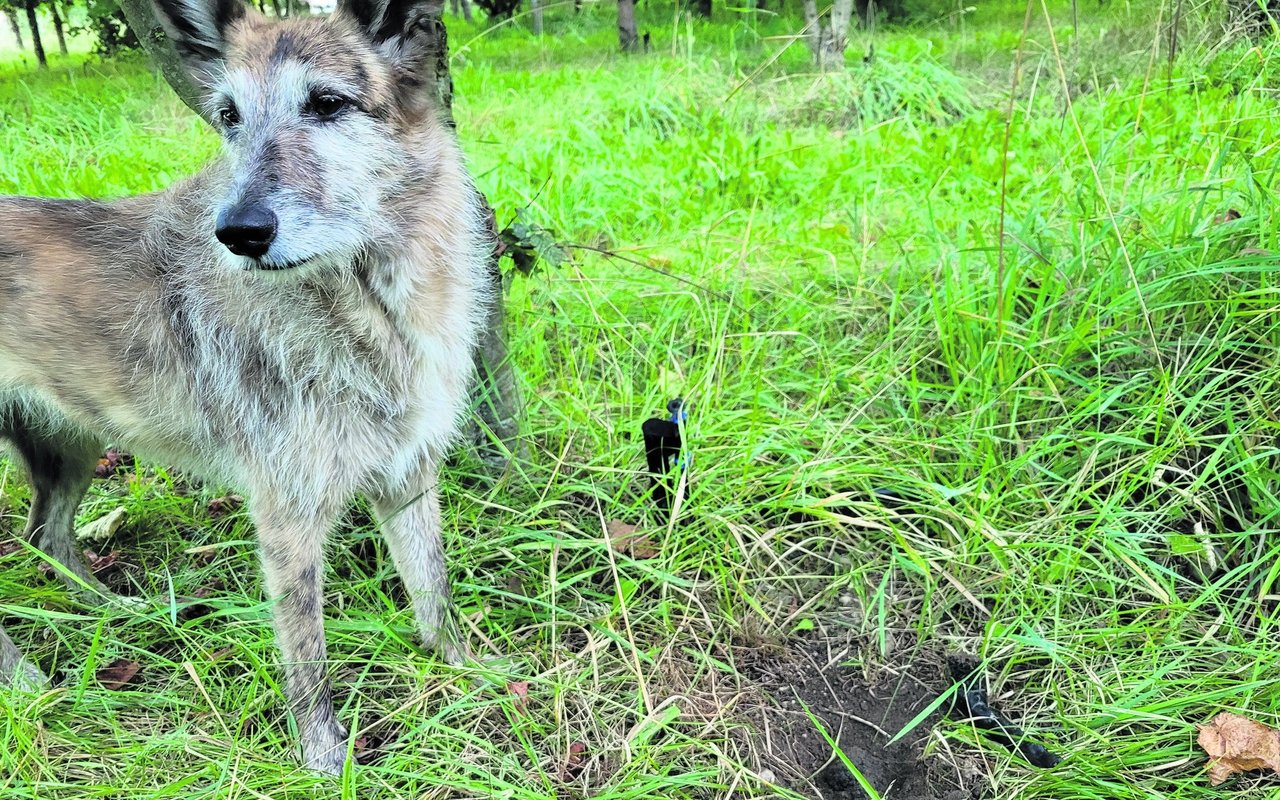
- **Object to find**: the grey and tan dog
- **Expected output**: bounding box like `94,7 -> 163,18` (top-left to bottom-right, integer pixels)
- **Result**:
0,0 -> 488,775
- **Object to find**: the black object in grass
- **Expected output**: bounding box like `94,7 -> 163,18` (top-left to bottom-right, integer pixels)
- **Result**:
642,398 -> 687,516
947,656 -> 1061,768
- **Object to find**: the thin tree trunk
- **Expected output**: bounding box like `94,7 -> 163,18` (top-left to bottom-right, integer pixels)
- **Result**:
117,0 -> 208,120
270,0 -> 282,17
803,0 -> 852,68
5,9 -> 23,49
826,0 -> 853,63
23,0 -> 46,69
413,6 -> 523,472
450,0 -> 474,21
618,0 -> 638,51
531,0 -> 542,34
802,0 -> 825,66
49,1 -> 66,55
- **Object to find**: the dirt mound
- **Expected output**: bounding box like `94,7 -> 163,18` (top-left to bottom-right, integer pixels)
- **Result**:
742,637 -> 978,799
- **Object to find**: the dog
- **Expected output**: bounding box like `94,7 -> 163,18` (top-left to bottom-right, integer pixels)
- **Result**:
0,0 -> 489,775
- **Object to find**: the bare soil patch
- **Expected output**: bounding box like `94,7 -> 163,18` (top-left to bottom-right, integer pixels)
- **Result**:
741,636 -> 980,800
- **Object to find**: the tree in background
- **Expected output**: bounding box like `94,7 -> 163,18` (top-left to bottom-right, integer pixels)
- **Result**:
4,7 -> 23,48
48,0 -> 67,54
450,0 -> 473,22
21,0 -> 47,67
472,0 -> 519,19
76,0 -> 141,55
618,0 -> 637,50
803,0 -> 854,68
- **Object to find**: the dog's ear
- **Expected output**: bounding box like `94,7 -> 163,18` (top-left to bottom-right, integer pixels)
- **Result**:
152,0 -> 247,69
338,0 -> 445,81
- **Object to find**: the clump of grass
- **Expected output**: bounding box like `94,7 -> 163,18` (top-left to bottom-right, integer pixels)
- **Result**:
766,53 -> 976,129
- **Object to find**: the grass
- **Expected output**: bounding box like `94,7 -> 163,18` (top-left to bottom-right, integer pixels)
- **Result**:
2,1 -> 1280,798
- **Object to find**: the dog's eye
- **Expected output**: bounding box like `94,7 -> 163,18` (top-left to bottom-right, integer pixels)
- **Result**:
306,93 -> 349,121
218,103 -> 241,129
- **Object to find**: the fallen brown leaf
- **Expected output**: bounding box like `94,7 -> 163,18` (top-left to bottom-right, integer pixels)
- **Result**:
560,740 -> 588,781
606,520 -> 659,560
0,540 -> 21,558
1197,712 -> 1280,786
508,680 -> 529,712
85,549 -> 120,573
96,658 -> 141,690
206,494 -> 244,518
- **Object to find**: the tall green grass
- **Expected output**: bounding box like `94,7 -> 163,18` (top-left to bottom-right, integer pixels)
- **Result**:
0,2 -> 1278,798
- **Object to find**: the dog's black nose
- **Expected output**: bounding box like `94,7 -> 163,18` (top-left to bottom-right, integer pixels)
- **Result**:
215,204 -> 277,259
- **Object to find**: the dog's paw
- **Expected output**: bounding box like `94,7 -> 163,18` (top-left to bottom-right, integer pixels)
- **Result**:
302,722 -> 350,777
420,606 -> 471,666
1,657 -> 49,693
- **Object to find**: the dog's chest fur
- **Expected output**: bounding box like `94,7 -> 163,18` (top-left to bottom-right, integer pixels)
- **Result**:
120,248 -> 480,501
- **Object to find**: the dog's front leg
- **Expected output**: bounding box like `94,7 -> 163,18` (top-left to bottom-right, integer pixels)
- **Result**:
373,476 -> 467,665
253,500 -> 349,775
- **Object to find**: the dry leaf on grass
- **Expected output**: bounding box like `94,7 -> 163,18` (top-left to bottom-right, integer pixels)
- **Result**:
560,741 -> 588,781
1197,712 -> 1280,786
38,548 -> 120,576
508,680 -> 529,712
206,494 -> 243,518
96,658 -> 141,690
85,549 -> 121,573
606,520 -> 659,560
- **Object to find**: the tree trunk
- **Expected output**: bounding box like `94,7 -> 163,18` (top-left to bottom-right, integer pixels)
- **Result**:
117,0 -> 209,121
802,0 -> 826,65
531,0 -> 542,34
23,0 -> 45,68
827,0 -> 852,61
450,0 -> 474,21
618,0 -> 638,51
802,0 -> 852,69
5,9 -> 23,49
49,1 -> 67,55
413,12 -> 523,471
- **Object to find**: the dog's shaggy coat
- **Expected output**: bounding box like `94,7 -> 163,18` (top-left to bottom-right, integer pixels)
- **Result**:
0,0 -> 488,774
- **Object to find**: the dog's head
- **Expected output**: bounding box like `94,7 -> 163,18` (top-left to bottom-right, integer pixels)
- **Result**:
153,0 -> 449,273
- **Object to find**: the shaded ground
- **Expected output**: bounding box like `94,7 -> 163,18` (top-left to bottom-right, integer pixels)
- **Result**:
742,637 -> 980,800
